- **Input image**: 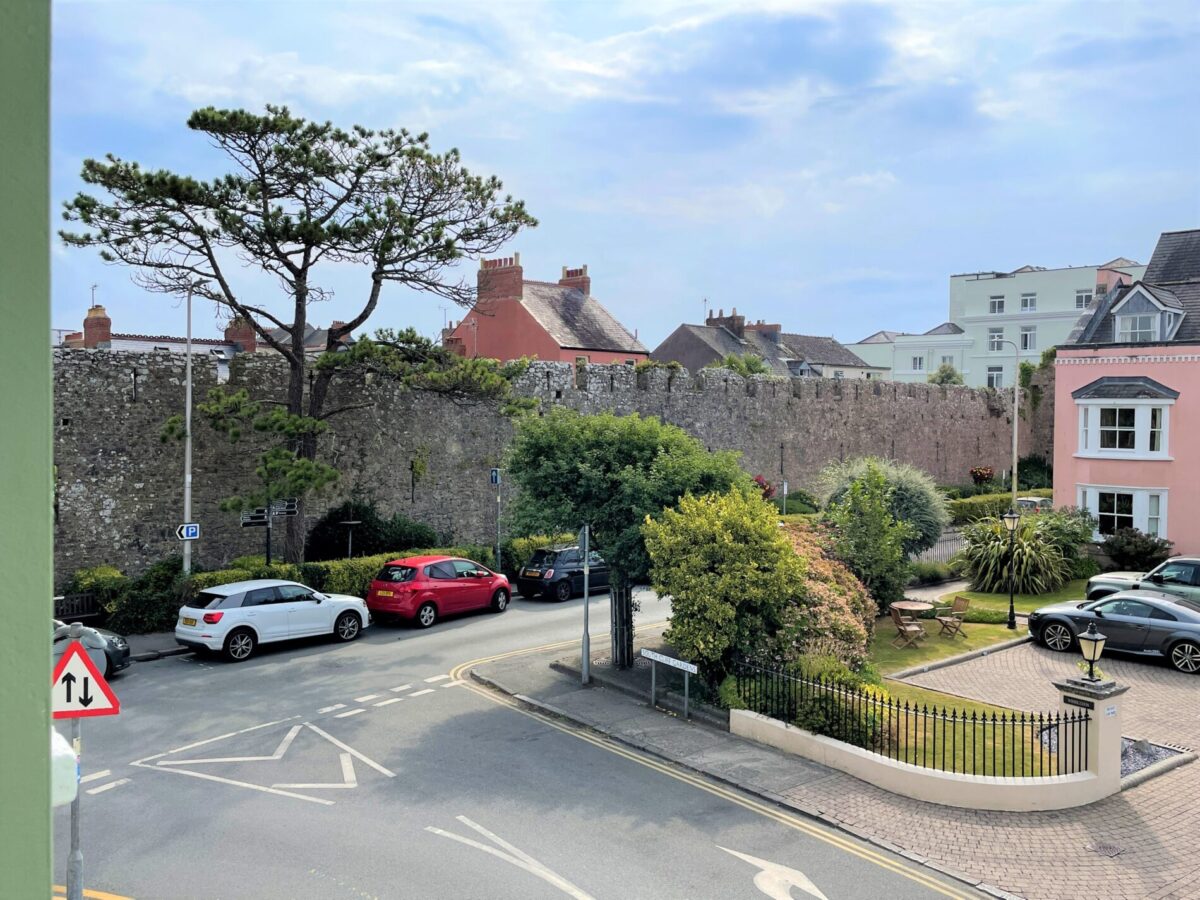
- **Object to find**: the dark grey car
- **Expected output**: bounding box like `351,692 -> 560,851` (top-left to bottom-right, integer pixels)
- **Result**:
1028,590 -> 1200,673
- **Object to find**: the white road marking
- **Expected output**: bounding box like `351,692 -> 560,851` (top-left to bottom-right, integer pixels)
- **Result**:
274,753 -> 357,790
304,723 -> 396,778
426,816 -> 594,900
424,674 -> 450,683
718,846 -> 829,900
353,694 -> 380,703
86,778 -> 131,795
317,704 -> 346,714
373,697 -> 403,707
442,680 -> 465,687
79,769 -> 112,784
409,688 -> 435,698
158,725 -> 302,766
133,716 -> 301,763
334,708 -> 365,719
134,760 -> 333,806
389,684 -> 412,693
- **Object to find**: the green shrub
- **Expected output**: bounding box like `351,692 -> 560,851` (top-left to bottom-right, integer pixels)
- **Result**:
947,489 -> 1054,525
229,554 -> 266,570
634,359 -> 682,374
717,674 -> 747,710
958,517 -> 1072,594
821,457 -> 949,556
304,497 -> 437,561
501,533 -> 575,575
704,353 -> 771,377
771,488 -> 819,514
1071,556 -> 1102,580
927,363 -> 963,385
909,561 -> 954,585
1100,528 -> 1174,571
824,462 -> 913,609
64,565 -> 128,610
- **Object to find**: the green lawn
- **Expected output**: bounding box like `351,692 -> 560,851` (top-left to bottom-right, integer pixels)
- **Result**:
938,579 -> 1088,614
871,620 -> 1022,677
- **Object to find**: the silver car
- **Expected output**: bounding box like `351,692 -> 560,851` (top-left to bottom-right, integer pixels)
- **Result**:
1028,590 -> 1200,673
1086,556 -> 1200,602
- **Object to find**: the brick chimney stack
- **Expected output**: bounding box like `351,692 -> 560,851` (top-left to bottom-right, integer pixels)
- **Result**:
706,306 -> 746,339
478,253 -> 524,302
82,304 -> 112,348
224,316 -> 257,353
441,321 -> 466,357
745,317 -> 782,341
559,264 -> 591,296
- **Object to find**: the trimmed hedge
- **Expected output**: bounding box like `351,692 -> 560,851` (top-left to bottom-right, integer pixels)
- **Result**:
948,489 -> 1053,525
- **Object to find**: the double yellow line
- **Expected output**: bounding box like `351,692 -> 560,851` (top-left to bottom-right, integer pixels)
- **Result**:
451,634 -> 973,900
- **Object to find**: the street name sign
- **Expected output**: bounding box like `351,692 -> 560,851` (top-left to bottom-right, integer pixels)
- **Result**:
271,498 -> 299,516
176,522 -> 200,541
241,507 -> 269,528
51,641 -> 120,719
640,648 -> 698,674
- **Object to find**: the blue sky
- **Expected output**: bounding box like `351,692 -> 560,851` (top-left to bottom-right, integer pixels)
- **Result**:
52,0 -> 1200,349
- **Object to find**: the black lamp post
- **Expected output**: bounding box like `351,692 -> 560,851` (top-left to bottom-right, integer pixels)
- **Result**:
1077,622 -> 1108,682
1001,511 -> 1020,631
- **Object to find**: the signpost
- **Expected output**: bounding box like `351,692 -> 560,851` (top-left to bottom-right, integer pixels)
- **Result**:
640,648 -> 698,720
490,469 -> 501,576
240,498 -> 297,565
52,625 -> 120,900
175,522 -> 200,542
580,524 -> 590,685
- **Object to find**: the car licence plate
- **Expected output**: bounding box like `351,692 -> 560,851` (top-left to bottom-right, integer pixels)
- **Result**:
523,569 -> 540,577
376,590 -> 393,597
182,617 -> 196,626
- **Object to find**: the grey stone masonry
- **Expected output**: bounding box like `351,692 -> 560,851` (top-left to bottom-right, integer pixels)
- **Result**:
53,350 -> 1047,582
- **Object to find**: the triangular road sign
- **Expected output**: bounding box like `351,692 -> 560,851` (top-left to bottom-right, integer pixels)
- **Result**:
51,641 -> 120,719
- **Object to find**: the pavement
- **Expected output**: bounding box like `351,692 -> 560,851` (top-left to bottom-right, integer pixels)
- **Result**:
56,591 -> 966,900
125,630 -> 189,661
472,623 -> 1200,900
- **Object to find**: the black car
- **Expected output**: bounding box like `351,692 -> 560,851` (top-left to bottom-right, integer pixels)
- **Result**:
52,619 -> 131,678
1028,590 -> 1200,673
515,546 -> 609,602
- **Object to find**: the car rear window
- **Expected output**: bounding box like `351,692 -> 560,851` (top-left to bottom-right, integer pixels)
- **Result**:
375,565 -> 417,583
527,550 -> 557,567
192,591 -> 238,610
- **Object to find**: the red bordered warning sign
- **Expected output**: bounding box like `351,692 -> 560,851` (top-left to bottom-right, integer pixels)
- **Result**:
51,641 -> 120,719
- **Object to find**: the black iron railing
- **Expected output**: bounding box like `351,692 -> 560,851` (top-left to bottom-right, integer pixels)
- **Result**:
54,592 -> 102,622
734,659 -> 1089,777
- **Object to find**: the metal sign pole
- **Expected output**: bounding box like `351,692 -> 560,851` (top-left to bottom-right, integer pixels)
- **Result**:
182,283 -> 194,575
581,524 -> 590,685
495,477 -> 501,574
66,622 -> 83,900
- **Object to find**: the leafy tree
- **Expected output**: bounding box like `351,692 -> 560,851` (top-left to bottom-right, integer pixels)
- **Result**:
823,462 -> 914,609
820,456 -> 948,556
927,362 -> 964,385
704,353 -> 771,377
63,105 -> 536,560
506,408 -> 748,667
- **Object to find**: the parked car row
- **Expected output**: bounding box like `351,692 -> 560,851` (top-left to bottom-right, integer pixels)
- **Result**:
167,544 -> 607,662
1030,557 -> 1200,674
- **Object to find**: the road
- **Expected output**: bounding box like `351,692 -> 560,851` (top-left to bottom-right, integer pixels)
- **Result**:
54,590 -> 973,899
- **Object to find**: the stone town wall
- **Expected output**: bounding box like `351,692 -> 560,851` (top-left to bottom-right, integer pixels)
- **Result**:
52,351 -> 1049,582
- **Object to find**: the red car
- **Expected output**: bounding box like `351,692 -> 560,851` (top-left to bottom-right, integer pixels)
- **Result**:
366,556 -> 510,628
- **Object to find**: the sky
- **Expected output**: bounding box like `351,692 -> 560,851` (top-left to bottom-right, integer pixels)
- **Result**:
51,0 -> 1200,350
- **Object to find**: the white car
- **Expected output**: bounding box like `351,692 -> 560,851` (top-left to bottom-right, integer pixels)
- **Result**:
175,579 -> 370,662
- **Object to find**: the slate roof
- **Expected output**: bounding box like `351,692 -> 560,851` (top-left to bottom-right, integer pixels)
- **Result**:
111,333 -> 231,346
1072,376 -> 1180,401
1143,230 -> 1200,284
520,282 -> 647,354
1138,283 -> 1184,310
855,330 -> 908,344
779,333 -> 873,368
924,322 -> 964,335
266,323 -> 355,352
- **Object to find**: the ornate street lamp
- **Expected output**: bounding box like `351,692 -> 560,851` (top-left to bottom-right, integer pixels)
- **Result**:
1002,511 -> 1020,631
1077,622 -> 1108,682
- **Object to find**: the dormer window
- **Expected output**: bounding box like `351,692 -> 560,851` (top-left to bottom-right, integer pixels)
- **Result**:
1117,314 -> 1157,343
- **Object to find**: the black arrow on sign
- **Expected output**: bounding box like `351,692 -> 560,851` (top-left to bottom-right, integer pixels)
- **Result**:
62,672 -> 76,702
79,677 -> 94,707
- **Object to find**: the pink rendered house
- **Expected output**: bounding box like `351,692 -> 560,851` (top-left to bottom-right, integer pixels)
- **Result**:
1055,229 -> 1200,553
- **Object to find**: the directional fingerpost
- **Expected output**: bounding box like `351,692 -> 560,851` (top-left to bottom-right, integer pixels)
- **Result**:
52,642 -> 120,719
717,846 -> 830,900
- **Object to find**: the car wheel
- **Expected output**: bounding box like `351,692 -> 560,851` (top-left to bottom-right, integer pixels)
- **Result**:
1169,640 -> 1200,674
223,628 -> 256,662
554,581 -> 572,603
491,588 -> 510,613
334,612 -> 362,642
416,602 -> 438,629
1041,622 -> 1074,652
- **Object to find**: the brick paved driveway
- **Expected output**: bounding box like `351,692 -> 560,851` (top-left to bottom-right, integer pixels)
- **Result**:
802,642 -> 1200,899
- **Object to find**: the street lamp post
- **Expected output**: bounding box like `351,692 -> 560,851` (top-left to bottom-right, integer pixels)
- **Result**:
1002,510 -> 1020,630
997,339 -> 1021,506
1077,622 -> 1108,682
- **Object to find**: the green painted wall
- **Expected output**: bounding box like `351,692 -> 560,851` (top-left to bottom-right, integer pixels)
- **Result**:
0,0 -> 53,893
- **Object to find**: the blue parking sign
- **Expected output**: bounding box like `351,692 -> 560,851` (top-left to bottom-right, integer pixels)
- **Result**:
176,523 -> 201,541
